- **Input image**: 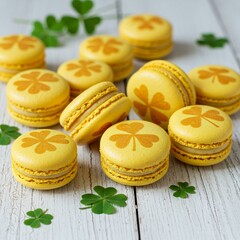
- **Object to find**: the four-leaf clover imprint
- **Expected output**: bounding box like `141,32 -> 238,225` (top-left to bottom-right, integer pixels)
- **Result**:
21,130 -> 69,154
0,35 -> 38,50
86,37 -> 122,55
110,122 -> 159,151
132,16 -> 163,30
14,71 -> 59,94
66,60 -> 102,77
181,106 -> 224,128
133,85 -> 170,125
198,67 -> 236,85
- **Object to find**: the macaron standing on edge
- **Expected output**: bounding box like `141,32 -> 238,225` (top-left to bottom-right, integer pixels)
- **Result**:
0,34 -> 45,82
188,65 -> 240,115
168,105 -> 232,166
6,69 -> 70,127
119,14 -> 173,60
60,81 -> 132,145
79,35 -> 133,82
57,59 -> 114,100
127,60 -> 196,130
11,129 -> 78,190
100,120 -> 171,186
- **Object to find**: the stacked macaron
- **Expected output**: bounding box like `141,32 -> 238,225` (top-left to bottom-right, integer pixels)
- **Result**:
119,14 -> 173,60
79,35 -> 133,81
0,34 -> 45,82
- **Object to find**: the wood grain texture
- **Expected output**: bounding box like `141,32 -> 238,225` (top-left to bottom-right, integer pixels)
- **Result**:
121,0 -> 240,239
0,0 -> 240,239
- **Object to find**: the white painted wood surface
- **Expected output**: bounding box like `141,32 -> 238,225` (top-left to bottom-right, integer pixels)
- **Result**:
0,0 -> 239,239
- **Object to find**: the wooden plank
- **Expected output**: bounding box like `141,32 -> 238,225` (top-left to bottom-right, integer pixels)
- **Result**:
0,0 -> 138,239
121,0 -> 240,239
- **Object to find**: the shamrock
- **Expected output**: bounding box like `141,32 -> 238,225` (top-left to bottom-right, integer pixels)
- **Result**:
24,208 -> 53,228
169,182 -> 196,199
0,124 -> 21,145
80,186 -> 127,214
197,33 -> 228,48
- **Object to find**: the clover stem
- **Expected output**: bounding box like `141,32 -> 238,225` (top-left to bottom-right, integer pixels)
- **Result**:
92,3 -> 117,13
202,117 -> 219,127
80,206 -> 92,210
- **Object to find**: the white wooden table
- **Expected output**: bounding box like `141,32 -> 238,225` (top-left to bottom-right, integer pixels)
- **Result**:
0,0 -> 240,239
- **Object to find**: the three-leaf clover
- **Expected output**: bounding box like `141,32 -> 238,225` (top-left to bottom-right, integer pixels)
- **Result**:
31,15 -> 65,47
62,0 -> 102,35
24,208 -> 53,228
80,186 -> 127,214
197,33 -> 228,48
169,182 -> 196,199
0,124 -> 21,145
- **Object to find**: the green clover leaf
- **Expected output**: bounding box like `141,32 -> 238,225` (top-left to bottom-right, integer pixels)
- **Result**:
24,208 -> 53,228
0,124 -> 21,145
197,33 -> 228,48
61,16 -> 79,34
72,0 -> 93,15
83,16 -> 102,34
80,186 -> 127,214
46,15 -> 64,32
169,182 -> 196,199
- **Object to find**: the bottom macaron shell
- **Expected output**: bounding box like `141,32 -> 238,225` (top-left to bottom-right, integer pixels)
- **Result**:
113,64 -> 134,82
101,157 -> 169,186
12,162 -> 78,190
8,105 -> 61,127
71,96 -> 132,144
171,141 -> 232,166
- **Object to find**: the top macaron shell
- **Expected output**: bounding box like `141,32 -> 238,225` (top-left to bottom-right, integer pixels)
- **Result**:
188,65 -> 240,99
119,14 -> 172,44
79,35 -> 133,64
57,59 -> 114,91
7,69 -> 69,111
100,120 -> 171,169
0,35 -> 45,67
168,105 -> 232,146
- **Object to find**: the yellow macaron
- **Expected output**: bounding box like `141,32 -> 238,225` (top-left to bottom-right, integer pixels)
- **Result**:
79,35 -> 133,81
6,69 -> 70,127
12,129 -> 78,190
188,65 -> 240,115
168,105 -> 232,166
0,34 -> 45,82
57,59 -> 114,99
127,60 -> 196,130
100,120 -> 171,186
60,82 -> 132,144
119,14 -> 173,60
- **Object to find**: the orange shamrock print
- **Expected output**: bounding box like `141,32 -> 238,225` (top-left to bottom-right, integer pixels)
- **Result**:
66,60 -> 102,77
133,85 -> 170,125
198,67 -> 236,85
86,37 -> 122,55
0,35 -> 37,51
92,112 -> 127,137
21,130 -> 69,154
181,106 -> 224,128
14,71 -> 59,94
132,16 -> 163,30
110,122 -> 159,151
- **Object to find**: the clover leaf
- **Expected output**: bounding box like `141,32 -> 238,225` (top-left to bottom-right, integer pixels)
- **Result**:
0,124 -> 21,145
197,33 -> 228,48
80,186 -> 127,214
24,208 -> 53,228
169,182 -> 196,199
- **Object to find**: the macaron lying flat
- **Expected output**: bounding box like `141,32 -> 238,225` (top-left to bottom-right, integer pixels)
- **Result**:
119,14 -> 173,60
127,60 -> 196,130
0,34 -> 45,82
57,59 -> 114,100
79,35 -> 133,81
12,129 -> 78,190
168,105 -> 232,166
7,69 -> 70,127
60,82 -> 132,144
188,65 -> 240,115
100,120 -> 171,186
